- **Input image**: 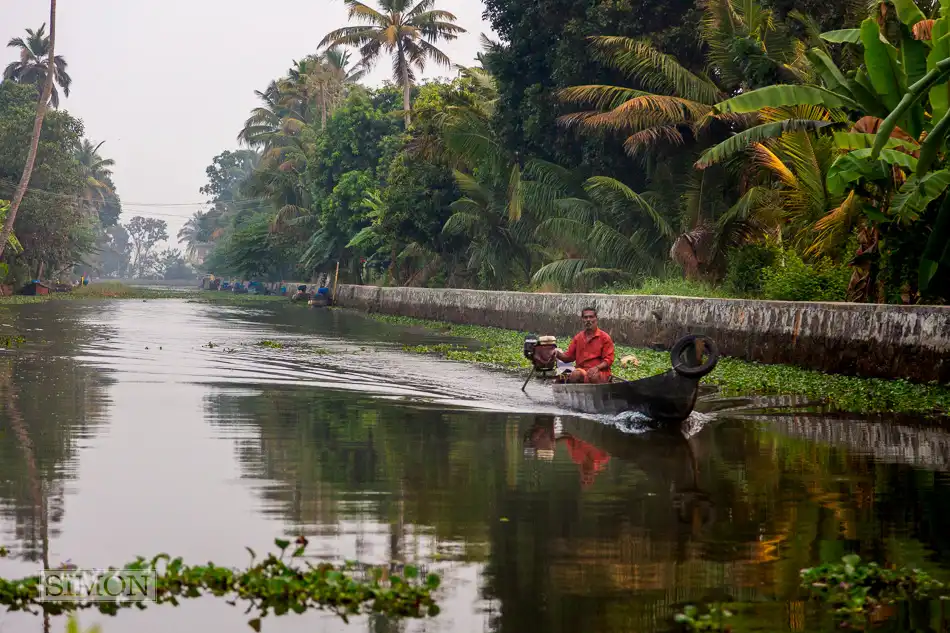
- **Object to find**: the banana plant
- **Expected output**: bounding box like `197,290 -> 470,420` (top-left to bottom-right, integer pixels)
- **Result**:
707,2 -> 943,158
860,2 -> 950,292
705,0 -> 950,299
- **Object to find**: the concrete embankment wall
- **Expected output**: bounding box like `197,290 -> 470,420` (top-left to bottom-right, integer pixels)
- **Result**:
334,285 -> 950,383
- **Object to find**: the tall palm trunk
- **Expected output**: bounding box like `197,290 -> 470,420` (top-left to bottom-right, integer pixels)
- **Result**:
397,44 -> 411,127
0,0 -> 58,260
320,87 -> 328,129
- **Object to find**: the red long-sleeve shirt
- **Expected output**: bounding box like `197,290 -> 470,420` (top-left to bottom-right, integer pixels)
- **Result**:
561,328 -> 615,376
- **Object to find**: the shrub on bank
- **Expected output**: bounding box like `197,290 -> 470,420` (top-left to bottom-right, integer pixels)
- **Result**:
760,250 -> 851,302
595,277 -> 733,299
724,243 -> 779,296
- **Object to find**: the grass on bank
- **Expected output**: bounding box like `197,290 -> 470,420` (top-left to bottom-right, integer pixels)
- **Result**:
0,282 -> 189,303
0,282 -> 293,304
369,314 -> 950,415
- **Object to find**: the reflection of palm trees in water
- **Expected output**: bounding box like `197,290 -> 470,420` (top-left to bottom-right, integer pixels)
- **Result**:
1,366 -> 52,633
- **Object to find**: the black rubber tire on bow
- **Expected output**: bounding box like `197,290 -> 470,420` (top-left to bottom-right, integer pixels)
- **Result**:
670,334 -> 720,378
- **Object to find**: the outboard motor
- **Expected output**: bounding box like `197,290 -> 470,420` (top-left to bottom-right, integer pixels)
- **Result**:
523,334 -> 539,361
524,333 -> 558,372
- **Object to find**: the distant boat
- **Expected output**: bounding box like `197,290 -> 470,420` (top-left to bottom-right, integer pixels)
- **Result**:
20,281 -> 51,296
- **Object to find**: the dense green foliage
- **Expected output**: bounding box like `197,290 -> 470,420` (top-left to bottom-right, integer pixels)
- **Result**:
0,81 -> 92,281
0,27 -> 141,285
171,0 -> 948,304
0,28 -> 195,284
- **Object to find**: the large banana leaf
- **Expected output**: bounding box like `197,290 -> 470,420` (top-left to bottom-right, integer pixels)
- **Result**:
807,48 -> 888,117
826,148 -> 918,195
820,29 -> 861,44
832,132 -> 919,151
889,170 -> 950,223
892,0 -> 926,29
871,57 -> 950,158
928,23 -> 950,122
902,36 -> 929,89
919,192 -> 950,289
854,66 -> 876,98
806,49 -> 851,96
713,85 -> 860,114
695,119 -> 834,168
916,106 -> 950,176
860,19 -> 904,113
901,33 -> 929,137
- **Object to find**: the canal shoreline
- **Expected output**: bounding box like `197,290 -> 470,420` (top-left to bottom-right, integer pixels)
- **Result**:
4,283 -> 948,414
334,285 -> 950,384
359,313 -> 950,416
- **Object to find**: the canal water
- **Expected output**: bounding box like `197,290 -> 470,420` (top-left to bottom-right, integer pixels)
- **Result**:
1,298 -> 949,633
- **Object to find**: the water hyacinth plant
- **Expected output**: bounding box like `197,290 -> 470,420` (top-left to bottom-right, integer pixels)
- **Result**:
0,538 -> 442,630
799,554 -> 947,627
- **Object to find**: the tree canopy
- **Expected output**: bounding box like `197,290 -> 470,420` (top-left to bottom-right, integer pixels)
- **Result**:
175,0 -> 950,304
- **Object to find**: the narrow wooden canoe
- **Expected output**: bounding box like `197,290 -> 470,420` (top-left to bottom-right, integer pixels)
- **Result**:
548,334 -> 719,431
552,369 -> 700,427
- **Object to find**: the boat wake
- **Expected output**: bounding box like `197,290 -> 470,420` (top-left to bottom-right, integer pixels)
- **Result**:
580,409 -> 714,437
71,301 -> 737,431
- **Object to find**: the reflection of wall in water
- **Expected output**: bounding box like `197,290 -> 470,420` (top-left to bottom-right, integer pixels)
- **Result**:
548,528 -> 774,597
760,416 -> 950,472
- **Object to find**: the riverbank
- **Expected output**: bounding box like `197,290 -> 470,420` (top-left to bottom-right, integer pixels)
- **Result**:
334,285 -> 950,384
0,282 -> 190,303
0,283 -> 293,304
366,313 -> 950,416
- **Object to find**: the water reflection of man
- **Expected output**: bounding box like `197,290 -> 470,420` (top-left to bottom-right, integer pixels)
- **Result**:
523,419 -> 611,489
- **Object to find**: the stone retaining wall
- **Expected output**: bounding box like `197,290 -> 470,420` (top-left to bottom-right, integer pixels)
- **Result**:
334,285 -> 950,383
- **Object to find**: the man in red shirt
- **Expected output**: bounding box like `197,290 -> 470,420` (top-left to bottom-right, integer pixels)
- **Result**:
555,307 -> 615,384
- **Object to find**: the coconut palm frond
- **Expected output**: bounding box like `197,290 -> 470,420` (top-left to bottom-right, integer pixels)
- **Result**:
587,36 -> 721,103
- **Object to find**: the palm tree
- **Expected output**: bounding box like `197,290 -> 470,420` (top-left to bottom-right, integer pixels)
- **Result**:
4,23 -> 70,108
177,211 -> 219,260
237,80 -> 304,149
0,0 -> 58,262
319,0 -> 466,126
552,0 -> 821,281
319,47 -> 367,124
283,48 -> 366,129
75,140 -> 116,214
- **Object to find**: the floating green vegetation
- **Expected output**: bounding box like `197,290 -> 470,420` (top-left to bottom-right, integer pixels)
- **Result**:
672,556 -> 950,631
370,314 -> 950,415
0,335 -> 25,348
673,605 -> 734,632
800,555 -> 947,627
257,340 -> 284,349
0,538 -> 441,631
65,614 -> 101,633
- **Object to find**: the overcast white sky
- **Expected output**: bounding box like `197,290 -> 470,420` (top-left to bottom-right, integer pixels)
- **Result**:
2,0 -> 495,250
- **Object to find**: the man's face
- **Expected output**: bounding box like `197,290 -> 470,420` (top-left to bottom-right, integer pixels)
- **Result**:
581,311 -> 597,331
